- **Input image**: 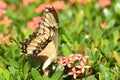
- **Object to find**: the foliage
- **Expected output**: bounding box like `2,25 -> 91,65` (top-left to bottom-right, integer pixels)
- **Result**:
0,0 -> 120,80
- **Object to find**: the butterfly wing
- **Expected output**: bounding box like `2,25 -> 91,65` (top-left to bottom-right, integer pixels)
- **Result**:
21,7 -> 59,70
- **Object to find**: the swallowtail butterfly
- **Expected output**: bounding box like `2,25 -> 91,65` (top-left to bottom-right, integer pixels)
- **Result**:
12,7 -> 59,70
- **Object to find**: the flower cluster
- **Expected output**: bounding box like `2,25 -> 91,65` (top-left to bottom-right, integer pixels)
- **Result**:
23,0 -> 35,6
59,54 -> 90,79
0,16 -> 12,28
0,31 -> 14,44
0,0 -> 7,17
27,17 -> 41,30
0,0 -> 12,27
35,1 -> 66,12
99,0 -> 111,8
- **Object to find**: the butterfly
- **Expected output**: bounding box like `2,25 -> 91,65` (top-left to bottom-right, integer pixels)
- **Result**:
11,7 -> 59,70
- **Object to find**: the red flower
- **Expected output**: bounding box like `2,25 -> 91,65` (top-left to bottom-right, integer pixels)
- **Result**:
0,16 -> 12,28
35,1 -> 66,12
27,16 -> 41,30
23,0 -> 35,6
99,0 -> 111,8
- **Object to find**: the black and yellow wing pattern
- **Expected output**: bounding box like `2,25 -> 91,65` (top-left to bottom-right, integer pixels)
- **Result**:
16,7 -> 59,70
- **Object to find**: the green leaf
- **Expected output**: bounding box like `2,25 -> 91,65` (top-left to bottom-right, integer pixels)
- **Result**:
51,65 -> 64,80
113,51 -> 120,64
31,68 -> 42,80
113,30 -> 119,45
85,48 -> 93,60
8,66 -> 17,75
61,44 -> 71,56
85,75 -> 97,80
23,62 -> 30,79
0,68 -> 10,80
102,26 -> 120,39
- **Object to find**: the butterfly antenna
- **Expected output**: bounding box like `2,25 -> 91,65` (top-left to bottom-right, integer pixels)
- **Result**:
10,38 -> 22,44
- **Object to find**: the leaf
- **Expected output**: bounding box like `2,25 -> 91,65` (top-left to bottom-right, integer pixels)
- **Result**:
113,51 -> 120,64
62,34 -> 72,47
102,26 -> 120,39
0,67 -> 10,80
31,68 -> 42,80
93,50 -> 99,63
8,66 -> 17,75
61,44 -> 71,56
99,64 -> 111,80
8,58 -> 20,68
85,48 -> 93,60
23,62 -> 30,80
113,30 -> 119,45
85,75 -> 97,80
51,65 -> 64,80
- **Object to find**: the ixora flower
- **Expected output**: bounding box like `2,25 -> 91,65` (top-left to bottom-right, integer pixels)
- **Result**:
35,1 -> 66,12
58,54 -> 91,79
0,16 -> 12,28
68,67 -> 81,79
99,0 -> 111,8
0,31 -> 14,44
0,0 -> 8,18
23,0 -> 35,6
100,22 -> 108,30
27,16 -> 41,30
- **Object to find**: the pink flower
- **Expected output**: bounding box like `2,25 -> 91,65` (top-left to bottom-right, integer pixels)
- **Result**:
0,33 -> 5,44
76,61 -> 90,73
35,4 -> 50,13
51,1 -> 66,11
0,30 -> 14,45
0,9 -> 6,17
58,53 -> 91,79
69,54 -> 82,61
59,57 -> 72,67
70,0 -> 75,5
0,16 -> 12,27
100,22 -> 107,29
68,67 -> 81,79
0,0 -> 8,9
99,0 -> 111,8
23,0 -> 35,6
35,1 -> 66,12
27,16 -> 41,30
80,55 -> 89,63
